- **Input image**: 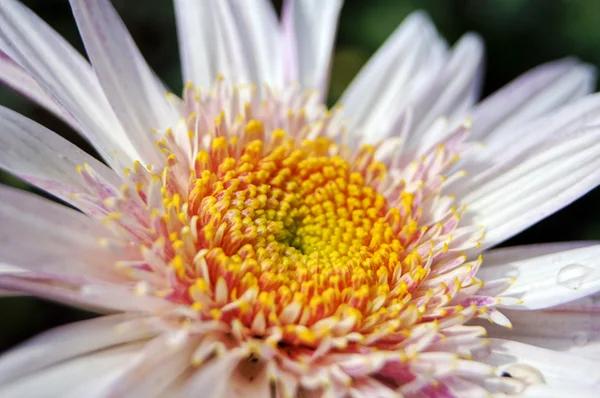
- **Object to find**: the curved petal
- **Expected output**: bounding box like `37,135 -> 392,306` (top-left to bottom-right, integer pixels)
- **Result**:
478,242 -> 600,309
0,274 -> 174,313
0,341 -> 146,398
462,126 -> 600,249
454,93 -> 600,192
0,314 -> 156,385
407,33 -> 484,148
282,0 -> 342,95
522,384 -> 599,398
0,0 -> 137,170
481,339 -> 600,389
0,105 -> 120,213
0,185 -> 123,282
0,50 -> 78,130
471,58 -> 596,142
87,335 -> 200,398
479,306 -> 600,360
338,11 -> 448,143
70,0 -> 177,167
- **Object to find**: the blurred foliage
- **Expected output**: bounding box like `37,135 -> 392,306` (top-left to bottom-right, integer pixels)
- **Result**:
2,0 -> 600,352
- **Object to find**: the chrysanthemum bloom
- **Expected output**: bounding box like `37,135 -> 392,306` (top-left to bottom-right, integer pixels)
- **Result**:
0,0 -> 599,397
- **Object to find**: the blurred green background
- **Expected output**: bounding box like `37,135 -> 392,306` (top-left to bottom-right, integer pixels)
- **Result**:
2,0 -> 600,352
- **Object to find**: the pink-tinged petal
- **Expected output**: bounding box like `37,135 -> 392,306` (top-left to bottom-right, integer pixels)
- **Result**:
0,263 -> 28,296
478,243 -> 600,309
481,339 -> 600,389
0,105 -> 120,212
0,274 -> 175,313
0,185 -> 125,283
471,58 -> 596,142
0,342 -> 146,398
461,127 -> 600,249
0,314 -> 157,385
0,50 -> 78,130
282,0 -> 342,95
479,305 -> 600,360
70,0 -> 177,167
339,11 -> 448,143
0,0 -> 137,170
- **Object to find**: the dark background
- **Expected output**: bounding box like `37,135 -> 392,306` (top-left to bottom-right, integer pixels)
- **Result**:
2,0 -> 600,352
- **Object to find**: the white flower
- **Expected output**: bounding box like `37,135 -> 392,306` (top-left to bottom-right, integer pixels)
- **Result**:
0,0 -> 599,397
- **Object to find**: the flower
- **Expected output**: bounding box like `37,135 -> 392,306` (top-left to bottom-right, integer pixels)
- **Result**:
0,0 -> 599,396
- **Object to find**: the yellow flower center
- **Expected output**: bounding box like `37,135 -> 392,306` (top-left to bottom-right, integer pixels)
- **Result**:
161,120 -> 426,347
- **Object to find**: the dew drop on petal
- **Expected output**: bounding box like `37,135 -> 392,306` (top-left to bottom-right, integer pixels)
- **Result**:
556,264 -> 593,290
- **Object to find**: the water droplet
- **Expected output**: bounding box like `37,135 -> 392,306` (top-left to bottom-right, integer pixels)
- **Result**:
556,264 -> 593,290
572,331 -> 589,346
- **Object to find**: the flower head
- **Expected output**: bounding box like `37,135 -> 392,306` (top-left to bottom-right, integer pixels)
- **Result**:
0,1 -> 600,397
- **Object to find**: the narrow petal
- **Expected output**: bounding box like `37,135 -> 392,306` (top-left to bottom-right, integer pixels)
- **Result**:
471,58 -> 596,142
0,342 -> 146,397
339,11 -> 448,143
0,50 -> 78,130
282,0 -> 342,94
0,0 -> 137,170
408,33 -> 484,147
0,105 -> 120,213
174,0 -> 216,88
70,0 -> 177,166
0,185 -> 123,282
216,0 -> 283,87
92,335 -> 198,398
522,384 -> 599,398
0,314 -> 156,385
480,305 -> 600,360
455,93 -> 600,190
478,243 -> 600,309
0,274 -> 174,313
462,126 -> 600,249
482,339 -> 600,389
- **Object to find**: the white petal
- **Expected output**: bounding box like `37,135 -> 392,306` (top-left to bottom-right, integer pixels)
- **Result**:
216,0 -> 282,87
176,348 -> 269,398
0,314 -> 155,385
478,243 -> 600,309
0,0 -> 137,169
92,335 -> 197,398
70,0 -> 177,166
282,0 -> 342,93
482,339 -> 600,389
480,307 -> 600,360
471,58 -> 596,142
0,105 -> 120,211
0,342 -> 145,397
174,0 -> 215,88
0,50 -> 78,130
521,384 -> 599,398
0,185 -> 122,282
454,93 -> 600,194
462,126 -> 600,249
339,11 -> 448,143
408,33 -> 484,147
